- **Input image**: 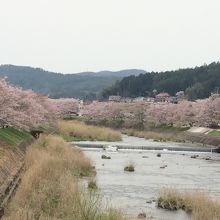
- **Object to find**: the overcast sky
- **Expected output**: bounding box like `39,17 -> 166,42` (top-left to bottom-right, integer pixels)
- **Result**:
0,0 -> 219,73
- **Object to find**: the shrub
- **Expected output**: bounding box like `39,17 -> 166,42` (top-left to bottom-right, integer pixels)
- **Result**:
102,155 -> 111,159
157,188 -> 220,220
88,179 -> 98,190
124,162 -> 135,172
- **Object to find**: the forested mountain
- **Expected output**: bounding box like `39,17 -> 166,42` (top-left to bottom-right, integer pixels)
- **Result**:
2,63 -> 220,100
0,65 -> 144,99
101,62 -> 220,100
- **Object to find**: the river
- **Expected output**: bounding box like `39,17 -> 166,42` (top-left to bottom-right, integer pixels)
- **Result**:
74,135 -> 220,220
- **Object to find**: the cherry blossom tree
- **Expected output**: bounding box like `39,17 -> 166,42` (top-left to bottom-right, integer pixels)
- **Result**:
0,79 -> 50,129
48,98 -> 79,118
0,78 -> 79,130
81,98 -> 220,128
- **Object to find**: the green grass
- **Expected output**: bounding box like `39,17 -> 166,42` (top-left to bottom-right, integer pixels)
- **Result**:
88,179 -> 98,190
0,127 -> 31,147
208,130 -> 220,137
0,148 -> 4,158
38,123 -> 50,131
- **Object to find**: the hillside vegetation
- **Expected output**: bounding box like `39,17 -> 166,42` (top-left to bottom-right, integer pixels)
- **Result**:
101,62 -> 220,100
0,65 -> 144,99
2,62 -> 220,100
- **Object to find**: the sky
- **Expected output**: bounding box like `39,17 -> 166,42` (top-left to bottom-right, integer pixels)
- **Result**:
0,0 -> 220,73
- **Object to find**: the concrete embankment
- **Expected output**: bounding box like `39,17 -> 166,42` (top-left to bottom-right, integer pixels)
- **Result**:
0,139 -> 33,217
183,132 -> 220,148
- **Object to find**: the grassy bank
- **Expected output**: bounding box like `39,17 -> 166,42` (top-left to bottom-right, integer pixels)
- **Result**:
0,127 -> 32,166
157,188 -> 220,220
3,135 -> 125,220
208,130 -> 220,137
0,127 -> 31,147
58,120 -> 122,142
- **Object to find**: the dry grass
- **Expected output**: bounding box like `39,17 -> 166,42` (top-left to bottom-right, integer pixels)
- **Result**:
4,205 -> 125,220
58,120 -> 122,142
123,129 -> 184,143
157,188 -> 220,220
3,135 -> 125,220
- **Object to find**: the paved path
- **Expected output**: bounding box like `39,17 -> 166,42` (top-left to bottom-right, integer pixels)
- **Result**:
188,127 -> 213,134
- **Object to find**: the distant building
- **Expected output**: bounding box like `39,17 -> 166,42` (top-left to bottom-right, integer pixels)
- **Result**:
170,96 -> 178,104
133,97 -> 145,102
146,97 -> 155,103
108,95 -> 122,102
155,93 -> 170,102
121,97 -> 133,103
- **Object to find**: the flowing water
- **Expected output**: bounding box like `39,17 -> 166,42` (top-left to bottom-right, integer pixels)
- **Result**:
77,136 -> 220,220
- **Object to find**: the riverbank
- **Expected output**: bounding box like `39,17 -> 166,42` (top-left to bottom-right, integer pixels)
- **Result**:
122,128 -> 220,149
0,128 -> 33,215
2,135 -> 125,220
82,117 -> 220,149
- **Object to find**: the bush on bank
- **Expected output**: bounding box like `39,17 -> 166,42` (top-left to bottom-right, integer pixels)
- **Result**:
157,188 -> 220,220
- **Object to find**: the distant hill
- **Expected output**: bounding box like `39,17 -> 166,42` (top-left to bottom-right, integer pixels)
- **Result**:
0,65 -> 145,99
101,62 -> 220,100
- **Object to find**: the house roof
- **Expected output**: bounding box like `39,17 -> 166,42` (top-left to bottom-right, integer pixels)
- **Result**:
156,92 -> 170,97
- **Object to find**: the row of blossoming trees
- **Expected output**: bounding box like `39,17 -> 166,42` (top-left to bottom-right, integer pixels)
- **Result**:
81,97 -> 220,129
1,76 -> 219,131
0,78 -> 79,130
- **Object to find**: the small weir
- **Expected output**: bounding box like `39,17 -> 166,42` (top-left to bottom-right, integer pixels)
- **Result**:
73,142 -> 218,153
72,135 -> 219,153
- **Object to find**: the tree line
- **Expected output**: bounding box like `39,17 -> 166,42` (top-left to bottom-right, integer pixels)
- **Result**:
100,62 -> 220,100
0,65 -> 143,99
81,97 -> 220,129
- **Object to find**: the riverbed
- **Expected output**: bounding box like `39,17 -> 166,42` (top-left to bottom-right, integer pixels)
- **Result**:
77,136 -> 220,219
